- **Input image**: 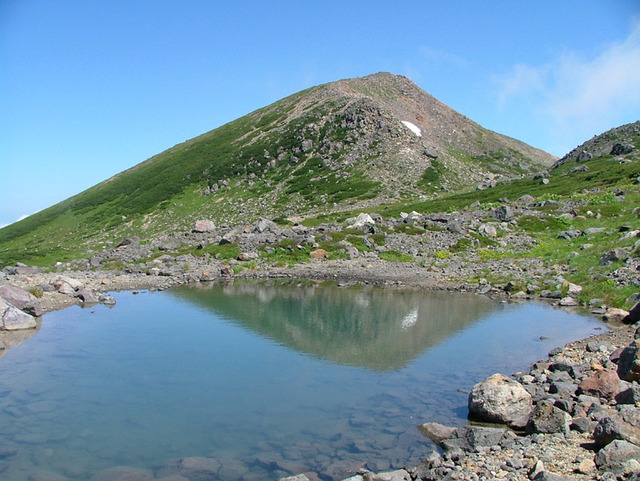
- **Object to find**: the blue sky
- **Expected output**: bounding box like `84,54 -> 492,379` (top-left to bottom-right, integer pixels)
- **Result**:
1,1 -> 639,228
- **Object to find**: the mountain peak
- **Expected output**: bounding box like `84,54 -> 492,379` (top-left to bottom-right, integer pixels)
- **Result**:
0,73 -> 556,258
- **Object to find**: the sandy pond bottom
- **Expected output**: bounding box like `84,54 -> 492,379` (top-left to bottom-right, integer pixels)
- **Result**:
0,282 -> 605,481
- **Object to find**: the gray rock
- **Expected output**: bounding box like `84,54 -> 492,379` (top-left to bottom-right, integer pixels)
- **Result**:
559,296 -> 578,306
531,471 -> 570,481
611,143 -> 634,156
616,383 -> 640,405
348,213 -> 376,231
599,248 -> 629,266
623,300 -> 640,324
617,341 -> 640,382
440,426 -> 517,453
569,165 -> 589,173
570,417 -> 595,433
368,470 -> 411,481
583,227 -> 605,235
492,205 -> 513,221
593,409 -> 640,448
594,440 -> 640,475
0,284 -> 43,317
526,400 -> 570,435
557,229 -> 582,240
301,139 -> 313,152
468,373 -> 532,427
478,224 -> 497,237
252,218 -> 277,234
75,288 -> 100,304
417,422 -> 456,444
540,290 -> 563,299
192,220 -> 216,233
0,298 -> 37,330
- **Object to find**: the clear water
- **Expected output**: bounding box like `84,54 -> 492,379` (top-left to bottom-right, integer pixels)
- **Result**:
0,282 -> 605,481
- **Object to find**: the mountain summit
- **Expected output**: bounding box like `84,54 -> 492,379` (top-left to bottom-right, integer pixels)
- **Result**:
0,72 -> 555,263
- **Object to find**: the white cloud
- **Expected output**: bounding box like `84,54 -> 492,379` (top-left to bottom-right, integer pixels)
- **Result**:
494,20 -> 640,154
0,213 -> 31,229
419,46 -> 469,68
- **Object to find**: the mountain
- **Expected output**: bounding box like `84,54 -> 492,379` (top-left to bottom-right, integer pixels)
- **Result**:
0,72 -> 555,266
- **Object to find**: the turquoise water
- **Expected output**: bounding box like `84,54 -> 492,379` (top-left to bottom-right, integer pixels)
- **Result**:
0,282 -> 605,480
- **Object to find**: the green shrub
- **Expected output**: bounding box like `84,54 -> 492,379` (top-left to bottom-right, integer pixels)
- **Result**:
379,250 -> 413,262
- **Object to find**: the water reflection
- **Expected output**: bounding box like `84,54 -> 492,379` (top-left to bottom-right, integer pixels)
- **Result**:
0,282 -> 606,481
169,281 -> 498,371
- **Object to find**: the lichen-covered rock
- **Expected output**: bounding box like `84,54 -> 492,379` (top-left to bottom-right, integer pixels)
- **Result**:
468,373 -> 532,427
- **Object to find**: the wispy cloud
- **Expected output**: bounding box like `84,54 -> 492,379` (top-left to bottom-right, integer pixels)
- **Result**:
0,213 -> 31,229
494,20 -> 640,154
419,46 -> 469,68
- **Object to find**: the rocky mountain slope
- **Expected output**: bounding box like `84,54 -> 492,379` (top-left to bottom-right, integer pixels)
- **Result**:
0,72 -> 555,267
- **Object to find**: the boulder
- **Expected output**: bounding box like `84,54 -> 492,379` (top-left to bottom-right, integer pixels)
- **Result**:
616,383 -> 640,405
557,229 -> 582,240
478,224 -> 497,238
468,373 -> 532,427
349,213 -> 376,232
417,422 -> 456,444
578,370 -> 621,400
593,409 -> 640,448
0,284 -> 43,317
75,288 -> 100,304
594,440 -> 640,475
526,400 -> 570,435
439,426 -> 517,453
56,276 -> 83,291
492,205 -> 513,221
617,341 -> 640,382
0,298 -> 37,330
605,308 -> 630,323
623,300 -> 640,324
559,296 -> 578,306
599,248 -> 629,266
611,143 -> 634,156
565,282 -> 583,298
252,218 -> 277,234
192,220 -> 216,233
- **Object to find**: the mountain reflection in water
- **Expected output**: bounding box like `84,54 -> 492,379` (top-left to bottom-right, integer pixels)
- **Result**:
168,281 -> 497,371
